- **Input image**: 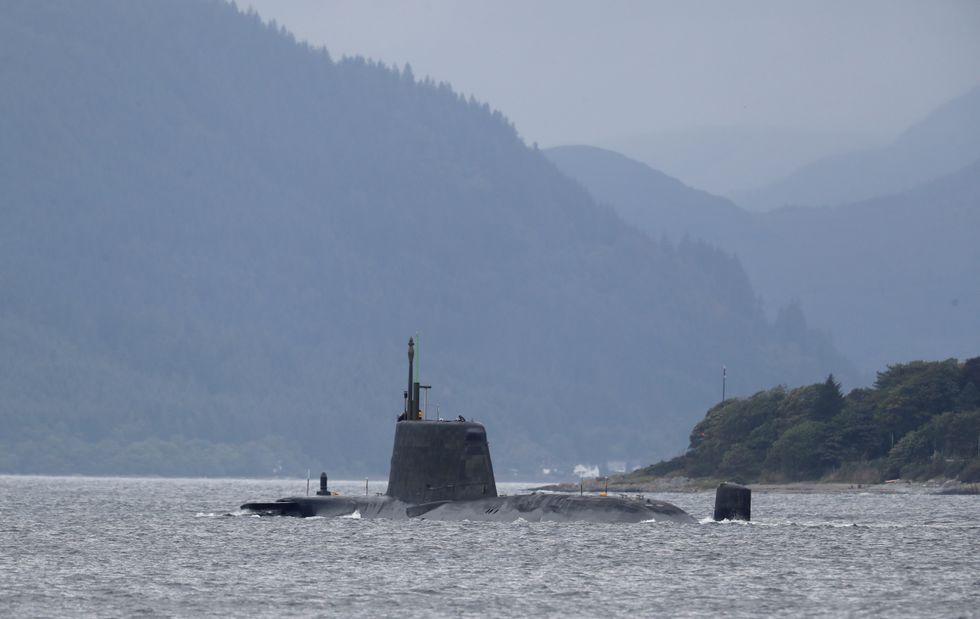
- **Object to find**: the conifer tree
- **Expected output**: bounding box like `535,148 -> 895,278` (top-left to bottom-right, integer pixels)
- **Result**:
813,373 -> 844,421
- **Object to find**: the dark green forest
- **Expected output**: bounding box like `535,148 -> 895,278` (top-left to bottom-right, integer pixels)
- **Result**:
2,1 -> 848,476
638,358 -> 980,483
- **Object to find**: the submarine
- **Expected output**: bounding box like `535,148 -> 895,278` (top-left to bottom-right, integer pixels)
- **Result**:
241,338 -> 748,523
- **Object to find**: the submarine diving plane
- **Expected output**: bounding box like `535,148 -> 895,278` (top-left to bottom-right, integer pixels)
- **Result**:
241,339 -> 749,523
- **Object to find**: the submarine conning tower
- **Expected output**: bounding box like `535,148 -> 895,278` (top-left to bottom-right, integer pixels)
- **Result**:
386,338 -> 498,504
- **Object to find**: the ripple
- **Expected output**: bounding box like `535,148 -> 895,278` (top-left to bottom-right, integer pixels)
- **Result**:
1,475 -> 978,617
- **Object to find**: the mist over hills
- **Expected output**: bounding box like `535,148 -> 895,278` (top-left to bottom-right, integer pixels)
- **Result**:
545,145 -> 980,374
0,0 -> 849,477
750,162 -> 980,370
735,84 -> 980,210
598,126 -> 877,202
544,145 -> 752,250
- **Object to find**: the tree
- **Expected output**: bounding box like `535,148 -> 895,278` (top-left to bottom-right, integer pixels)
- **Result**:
960,357 -> 980,389
764,421 -> 838,480
813,373 -> 844,421
955,382 -> 980,412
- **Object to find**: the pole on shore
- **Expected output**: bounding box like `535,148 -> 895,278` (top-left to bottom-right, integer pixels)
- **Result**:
722,365 -> 727,402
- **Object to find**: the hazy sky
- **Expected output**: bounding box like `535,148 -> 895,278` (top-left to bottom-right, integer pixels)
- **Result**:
240,0 -> 980,147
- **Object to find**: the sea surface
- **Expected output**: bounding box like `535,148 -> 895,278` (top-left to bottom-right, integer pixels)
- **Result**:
1,475 -> 977,618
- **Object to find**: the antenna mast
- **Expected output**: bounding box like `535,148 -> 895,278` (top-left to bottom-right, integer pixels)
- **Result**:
407,338 -> 416,421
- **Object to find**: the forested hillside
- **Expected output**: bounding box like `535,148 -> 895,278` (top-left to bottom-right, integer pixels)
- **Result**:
547,145 -> 980,373
639,358 -> 980,483
0,0 -> 848,476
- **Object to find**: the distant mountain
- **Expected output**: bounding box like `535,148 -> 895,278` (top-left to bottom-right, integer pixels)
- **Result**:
0,0 -> 848,477
736,85 -> 980,209
547,145 -> 980,374
598,125 -> 877,200
747,161 -> 980,370
544,145 -> 754,248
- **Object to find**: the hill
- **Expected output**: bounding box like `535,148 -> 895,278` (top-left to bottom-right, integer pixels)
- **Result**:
546,145 -> 980,373
749,162 -> 980,371
636,357 -> 980,483
735,84 -> 980,209
598,125 -> 876,201
544,145 -> 754,249
0,0 -> 848,477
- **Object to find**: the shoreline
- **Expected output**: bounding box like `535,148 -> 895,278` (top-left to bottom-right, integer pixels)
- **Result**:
533,478 -> 980,496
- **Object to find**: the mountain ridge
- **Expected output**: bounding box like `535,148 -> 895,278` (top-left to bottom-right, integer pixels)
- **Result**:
545,143 -> 980,374
0,0 -> 850,476
597,125 -> 879,200
735,84 -> 980,209
544,144 -> 753,249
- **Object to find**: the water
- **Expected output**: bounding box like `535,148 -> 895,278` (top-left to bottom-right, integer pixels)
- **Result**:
1,476 -> 977,617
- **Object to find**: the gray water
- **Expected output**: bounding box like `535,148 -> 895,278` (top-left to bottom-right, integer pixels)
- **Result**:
1,476 -> 977,617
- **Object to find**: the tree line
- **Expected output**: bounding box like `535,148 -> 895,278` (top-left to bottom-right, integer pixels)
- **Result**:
641,357 -> 980,483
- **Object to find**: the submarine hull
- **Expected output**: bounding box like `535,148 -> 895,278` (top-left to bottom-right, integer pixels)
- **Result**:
240,496 -> 407,519
413,493 -> 696,523
240,493 -> 695,524
238,338 -> 700,524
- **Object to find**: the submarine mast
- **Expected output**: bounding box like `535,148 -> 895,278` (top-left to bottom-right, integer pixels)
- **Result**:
406,337 -> 421,421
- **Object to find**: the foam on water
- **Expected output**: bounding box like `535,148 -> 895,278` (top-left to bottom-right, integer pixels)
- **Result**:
222,508 -> 259,518
699,516 -> 757,525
